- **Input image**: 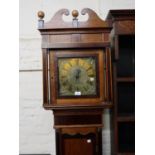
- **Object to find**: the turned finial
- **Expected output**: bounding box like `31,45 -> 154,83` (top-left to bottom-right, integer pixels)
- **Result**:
37,11 -> 45,19
72,10 -> 79,19
37,11 -> 45,28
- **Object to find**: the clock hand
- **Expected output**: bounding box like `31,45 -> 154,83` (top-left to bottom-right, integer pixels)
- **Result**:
75,69 -> 81,81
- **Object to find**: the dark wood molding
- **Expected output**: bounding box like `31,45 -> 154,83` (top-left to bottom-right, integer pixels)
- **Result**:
41,42 -> 110,49
106,9 -> 135,21
43,102 -> 113,110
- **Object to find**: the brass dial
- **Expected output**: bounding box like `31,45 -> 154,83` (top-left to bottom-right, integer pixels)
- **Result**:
58,57 -> 97,96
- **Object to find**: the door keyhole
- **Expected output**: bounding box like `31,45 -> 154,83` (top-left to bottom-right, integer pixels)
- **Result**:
87,139 -> 92,143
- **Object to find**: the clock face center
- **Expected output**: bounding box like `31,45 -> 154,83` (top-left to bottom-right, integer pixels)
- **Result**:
75,68 -> 81,81
69,67 -> 87,84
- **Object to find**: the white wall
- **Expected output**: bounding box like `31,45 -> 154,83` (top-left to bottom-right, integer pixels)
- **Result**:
19,0 -> 134,155
100,0 -> 135,18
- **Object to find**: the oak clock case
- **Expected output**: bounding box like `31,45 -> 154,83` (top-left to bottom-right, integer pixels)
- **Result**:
38,8 -> 112,155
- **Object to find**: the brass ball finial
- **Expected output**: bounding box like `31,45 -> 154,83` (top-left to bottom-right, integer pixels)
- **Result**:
72,10 -> 79,19
37,11 -> 45,19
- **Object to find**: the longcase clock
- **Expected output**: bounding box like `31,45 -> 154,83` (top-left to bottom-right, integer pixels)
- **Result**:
37,8 -> 113,155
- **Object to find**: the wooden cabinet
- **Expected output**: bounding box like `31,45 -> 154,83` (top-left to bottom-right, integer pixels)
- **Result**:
62,134 -> 95,155
38,8 -> 112,155
56,126 -> 102,155
106,10 -> 135,155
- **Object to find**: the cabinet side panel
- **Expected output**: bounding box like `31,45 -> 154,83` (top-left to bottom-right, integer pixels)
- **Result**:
42,49 -> 49,105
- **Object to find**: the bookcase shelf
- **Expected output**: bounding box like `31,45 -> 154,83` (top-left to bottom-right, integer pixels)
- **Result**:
117,152 -> 135,155
116,77 -> 135,82
117,116 -> 135,122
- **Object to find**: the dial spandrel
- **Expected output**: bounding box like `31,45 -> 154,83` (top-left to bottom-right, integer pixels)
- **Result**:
58,57 -> 97,97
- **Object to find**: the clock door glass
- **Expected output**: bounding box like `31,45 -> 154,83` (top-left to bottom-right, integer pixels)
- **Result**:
58,57 -> 97,97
